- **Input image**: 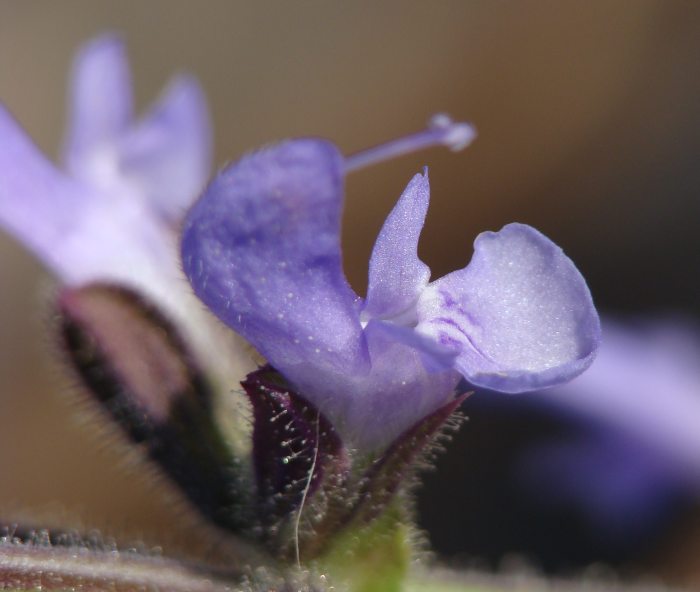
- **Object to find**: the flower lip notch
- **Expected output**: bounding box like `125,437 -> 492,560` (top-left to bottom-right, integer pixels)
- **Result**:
182,115 -> 601,449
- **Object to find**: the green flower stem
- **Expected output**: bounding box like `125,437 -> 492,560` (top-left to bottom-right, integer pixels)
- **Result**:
313,503 -> 411,592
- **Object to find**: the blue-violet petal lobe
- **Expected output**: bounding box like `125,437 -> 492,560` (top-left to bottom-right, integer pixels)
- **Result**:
416,223 -> 601,392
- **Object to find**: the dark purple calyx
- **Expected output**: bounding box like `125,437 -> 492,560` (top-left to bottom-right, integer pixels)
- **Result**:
241,366 -> 347,541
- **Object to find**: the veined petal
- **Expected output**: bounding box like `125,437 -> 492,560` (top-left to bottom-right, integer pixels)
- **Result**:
119,75 -> 212,221
363,171 -> 431,321
181,139 -> 369,380
63,34 -> 133,174
371,319 -> 458,372
416,223 -> 600,391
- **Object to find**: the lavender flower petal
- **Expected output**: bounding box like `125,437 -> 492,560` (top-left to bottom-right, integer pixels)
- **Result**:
2,105 -> 151,280
0,105 -> 89,278
0,34 -> 209,295
417,223 -> 600,392
0,105 -> 177,293
363,171 -> 430,320
509,318 -> 700,543
541,319 -> 700,479
0,103 -> 176,294
369,320 -> 458,372
63,34 -> 133,176
118,75 -> 212,220
181,139 -> 369,379
291,320 -> 459,449
518,425 -> 689,541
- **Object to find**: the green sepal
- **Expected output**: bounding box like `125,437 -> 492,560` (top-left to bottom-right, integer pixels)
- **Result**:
298,393 -> 468,563
312,501 -> 412,592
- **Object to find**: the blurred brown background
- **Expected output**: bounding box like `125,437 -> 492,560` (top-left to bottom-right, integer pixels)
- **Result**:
1,0 -> 700,586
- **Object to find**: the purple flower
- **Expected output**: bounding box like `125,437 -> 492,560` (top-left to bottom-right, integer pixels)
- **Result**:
538,318 -> 700,482
519,421 -> 690,543
182,117 -> 601,449
0,34 -> 240,377
0,34 -> 210,307
475,318 -> 700,545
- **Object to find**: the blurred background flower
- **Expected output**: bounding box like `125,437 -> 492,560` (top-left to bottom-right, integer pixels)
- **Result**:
1,1 -> 700,588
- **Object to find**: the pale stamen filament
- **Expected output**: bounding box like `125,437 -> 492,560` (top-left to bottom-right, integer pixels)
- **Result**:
344,113 -> 476,173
